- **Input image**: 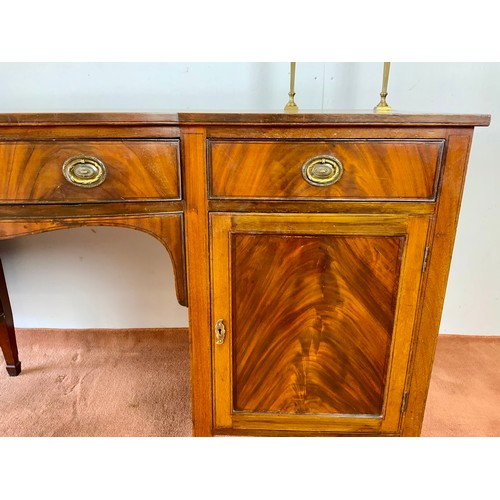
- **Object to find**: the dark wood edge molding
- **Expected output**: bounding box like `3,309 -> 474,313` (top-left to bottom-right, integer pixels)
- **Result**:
0,112 -> 491,128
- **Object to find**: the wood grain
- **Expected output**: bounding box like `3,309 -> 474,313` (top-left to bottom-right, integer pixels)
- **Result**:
402,131 -> 475,436
231,233 -> 402,415
182,127 -> 214,436
0,112 -> 178,126
0,140 -> 181,203
212,213 -> 430,434
0,112 -> 489,127
206,126 -> 450,141
0,112 -> 488,437
208,199 -> 435,215
209,140 -> 443,200
180,112 -> 491,127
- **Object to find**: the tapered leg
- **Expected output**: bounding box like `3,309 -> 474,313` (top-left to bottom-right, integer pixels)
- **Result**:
0,259 -> 20,376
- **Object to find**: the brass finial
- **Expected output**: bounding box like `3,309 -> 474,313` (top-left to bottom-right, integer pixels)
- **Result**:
374,62 -> 392,113
284,62 -> 299,113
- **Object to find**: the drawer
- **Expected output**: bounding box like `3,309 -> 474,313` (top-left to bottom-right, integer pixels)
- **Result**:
209,139 -> 444,201
0,140 -> 181,203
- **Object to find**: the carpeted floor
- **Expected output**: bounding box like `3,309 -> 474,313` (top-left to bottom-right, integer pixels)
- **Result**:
0,328 -> 193,437
421,334 -> 500,436
0,329 -> 498,436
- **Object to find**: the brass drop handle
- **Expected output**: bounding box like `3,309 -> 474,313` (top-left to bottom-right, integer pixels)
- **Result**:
62,155 -> 107,188
302,155 -> 343,187
215,319 -> 226,345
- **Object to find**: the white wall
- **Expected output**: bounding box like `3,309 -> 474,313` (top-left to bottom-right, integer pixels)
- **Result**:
0,62 -> 498,334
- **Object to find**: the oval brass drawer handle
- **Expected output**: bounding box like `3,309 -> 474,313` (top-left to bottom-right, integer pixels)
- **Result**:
62,155 -> 107,188
302,155 -> 343,187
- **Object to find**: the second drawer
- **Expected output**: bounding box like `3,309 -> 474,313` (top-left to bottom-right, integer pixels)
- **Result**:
209,139 -> 444,201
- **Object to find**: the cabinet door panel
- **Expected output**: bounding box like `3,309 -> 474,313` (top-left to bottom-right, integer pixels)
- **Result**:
212,214 -> 429,434
232,233 -> 402,416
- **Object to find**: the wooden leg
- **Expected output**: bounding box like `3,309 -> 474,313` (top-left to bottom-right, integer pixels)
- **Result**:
0,259 -> 21,376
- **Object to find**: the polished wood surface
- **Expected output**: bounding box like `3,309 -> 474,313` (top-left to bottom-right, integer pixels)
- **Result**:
211,213 -> 430,434
0,112 -> 490,127
210,139 -> 443,200
231,233 -> 402,415
0,140 -> 180,203
402,132 -> 476,435
0,259 -> 20,376
180,112 -> 491,127
182,127 -> 213,436
0,113 -> 179,126
0,112 -> 490,436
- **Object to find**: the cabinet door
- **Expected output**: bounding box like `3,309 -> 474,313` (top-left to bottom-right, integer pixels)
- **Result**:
211,213 -> 429,435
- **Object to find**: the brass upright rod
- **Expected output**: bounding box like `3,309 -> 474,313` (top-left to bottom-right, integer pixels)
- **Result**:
374,62 -> 392,113
284,62 -> 299,113
381,62 -> 390,94
290,62 -> 296,94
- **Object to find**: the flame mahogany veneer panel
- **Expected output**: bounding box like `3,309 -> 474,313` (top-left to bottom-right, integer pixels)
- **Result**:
0,140 -> 181,203
209,140 -> 444,200
231,232 -> 404,416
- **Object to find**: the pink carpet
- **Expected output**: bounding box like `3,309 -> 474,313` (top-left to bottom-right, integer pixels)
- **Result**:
1,329 -> 498,436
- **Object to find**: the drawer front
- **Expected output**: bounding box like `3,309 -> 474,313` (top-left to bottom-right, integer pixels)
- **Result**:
0,140 -> 181,203
209,139 -> 444,200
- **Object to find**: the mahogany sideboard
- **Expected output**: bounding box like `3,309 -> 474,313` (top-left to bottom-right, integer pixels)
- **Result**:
0,111 -> 490,436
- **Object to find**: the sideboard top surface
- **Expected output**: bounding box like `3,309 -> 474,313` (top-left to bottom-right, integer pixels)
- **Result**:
0,111 -> 491,127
